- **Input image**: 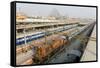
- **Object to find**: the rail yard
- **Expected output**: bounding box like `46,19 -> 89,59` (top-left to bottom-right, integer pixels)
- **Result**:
16,12 -> 96,65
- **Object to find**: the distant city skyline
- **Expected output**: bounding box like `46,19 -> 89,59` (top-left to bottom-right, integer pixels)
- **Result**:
16,3 -> 96,19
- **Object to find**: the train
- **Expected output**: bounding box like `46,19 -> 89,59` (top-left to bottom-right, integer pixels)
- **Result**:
31,35 -> 69,64
16,24 -> 78,45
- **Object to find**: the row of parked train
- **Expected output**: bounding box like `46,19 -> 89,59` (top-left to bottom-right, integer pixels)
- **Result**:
16,24 -> 78,45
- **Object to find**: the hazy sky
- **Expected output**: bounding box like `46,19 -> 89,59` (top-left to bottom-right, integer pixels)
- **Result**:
16,3 -> 96,18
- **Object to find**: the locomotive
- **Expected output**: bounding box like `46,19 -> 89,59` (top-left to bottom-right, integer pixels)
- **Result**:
31,35 -> 69,64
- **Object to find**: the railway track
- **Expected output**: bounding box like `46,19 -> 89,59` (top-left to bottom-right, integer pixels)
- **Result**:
45,22 -> 95,63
